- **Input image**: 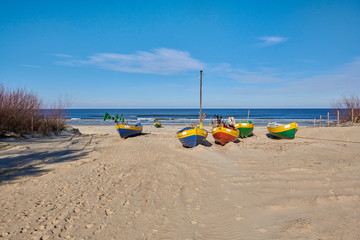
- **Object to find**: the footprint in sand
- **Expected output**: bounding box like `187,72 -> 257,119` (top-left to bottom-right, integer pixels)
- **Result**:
191,220 -> 198,224
85,223 -> 94,229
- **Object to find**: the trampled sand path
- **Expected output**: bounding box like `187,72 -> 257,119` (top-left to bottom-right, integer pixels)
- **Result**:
0,125 -> 359,239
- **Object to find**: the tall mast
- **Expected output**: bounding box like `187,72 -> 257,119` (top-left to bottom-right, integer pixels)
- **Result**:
199,70 -> 203,128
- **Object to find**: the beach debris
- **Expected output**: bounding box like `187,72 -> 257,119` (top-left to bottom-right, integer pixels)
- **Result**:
105,208 -> 112,216
85,223 -> 94,229
40,235 -> 49,240
0,232 -> 9,237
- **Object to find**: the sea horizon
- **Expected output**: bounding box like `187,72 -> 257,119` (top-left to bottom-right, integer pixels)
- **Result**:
65,108 -> 336,126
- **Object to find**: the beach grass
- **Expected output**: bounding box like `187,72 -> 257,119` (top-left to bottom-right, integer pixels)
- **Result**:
0,84 -> 70,137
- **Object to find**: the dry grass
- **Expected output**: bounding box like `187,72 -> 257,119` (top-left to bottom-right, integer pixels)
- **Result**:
0,84 -> 71,137
332,94 -> 360,123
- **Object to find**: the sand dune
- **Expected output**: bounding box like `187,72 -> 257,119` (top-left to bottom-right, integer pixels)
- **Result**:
0,125 -> 359,239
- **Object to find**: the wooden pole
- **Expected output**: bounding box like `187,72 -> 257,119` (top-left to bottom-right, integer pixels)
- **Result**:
319,115 -> 322,127
247,109 -> 250,121
327,112 -> 330,127
337,110 -> 340,126
352,108 -> 354,125
199,70 -> 203,128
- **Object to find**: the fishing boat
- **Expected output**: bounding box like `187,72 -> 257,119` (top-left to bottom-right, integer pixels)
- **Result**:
103,112 -> 143,138
267,122 -> 298,139
211,116 -> 239,145
235,120 -> 254,138
116,123 -> 143,138
177,125 -> 208,148
154,122 -> 162,128
211,125 -> 239,145
154,118 -> 162,128
177,70 -> 208,148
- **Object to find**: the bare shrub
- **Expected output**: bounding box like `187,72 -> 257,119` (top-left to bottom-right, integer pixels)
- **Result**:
43,96 -> 72,133
0,83 -> 72,137
0,84 -> 42,135
332,94 -> 360,123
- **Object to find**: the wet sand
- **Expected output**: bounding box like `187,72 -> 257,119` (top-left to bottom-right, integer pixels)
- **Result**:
0,125 -> 360,239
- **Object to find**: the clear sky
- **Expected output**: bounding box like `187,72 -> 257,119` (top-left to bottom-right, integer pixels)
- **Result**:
1,0 -> 360,108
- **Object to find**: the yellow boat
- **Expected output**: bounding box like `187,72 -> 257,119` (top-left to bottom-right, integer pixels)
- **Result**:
234,120 -> 254,138
177,70 -> 208,148
267,122 -> 298,139
177,125 -> 208,148
116,123 -> 143,138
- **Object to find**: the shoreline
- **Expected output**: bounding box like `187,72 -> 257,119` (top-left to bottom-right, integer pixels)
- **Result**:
64,108 -> 339,127
66,119 -> 339,127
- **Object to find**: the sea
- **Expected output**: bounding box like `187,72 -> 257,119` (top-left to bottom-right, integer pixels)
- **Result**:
65,109 -> 336,126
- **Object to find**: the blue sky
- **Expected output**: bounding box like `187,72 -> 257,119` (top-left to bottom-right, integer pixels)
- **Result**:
1,0 -> 360,108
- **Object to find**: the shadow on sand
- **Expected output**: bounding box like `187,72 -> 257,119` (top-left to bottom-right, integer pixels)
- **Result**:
0,149 -> 89,184
181,140 -> 213,148
266,133 -> 281,140
122,132 -> 150,139
213,139 -> 240,146
200,140 -> 212,147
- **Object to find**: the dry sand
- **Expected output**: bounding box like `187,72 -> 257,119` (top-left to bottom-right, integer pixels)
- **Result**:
0,124 -> 360,240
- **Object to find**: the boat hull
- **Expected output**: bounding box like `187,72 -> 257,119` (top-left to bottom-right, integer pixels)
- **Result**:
211,126 -> 239,145
177,127 -> 208,148
267,122 -> 298,139
154,122 -> 162,128
116,124 -> 143,138
235,121 -> 254,138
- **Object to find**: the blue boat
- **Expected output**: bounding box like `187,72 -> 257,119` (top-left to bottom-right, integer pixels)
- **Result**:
116,123 -> 143,138
177,70 -> 208,148
177,126 -> 208,148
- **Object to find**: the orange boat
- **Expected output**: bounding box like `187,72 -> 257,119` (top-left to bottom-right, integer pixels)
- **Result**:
211,125 -> 239,145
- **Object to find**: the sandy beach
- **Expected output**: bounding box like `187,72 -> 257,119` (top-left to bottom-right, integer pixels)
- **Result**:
1,124 -> 360,239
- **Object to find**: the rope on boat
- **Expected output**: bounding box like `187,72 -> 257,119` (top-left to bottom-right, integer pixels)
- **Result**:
296,136 -> 360,144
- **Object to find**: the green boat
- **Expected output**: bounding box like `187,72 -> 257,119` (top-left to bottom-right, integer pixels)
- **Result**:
154,118 -> 162,128
234,120 -> 254,138
267,122 -> 298,139
154,122 -> 162,128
